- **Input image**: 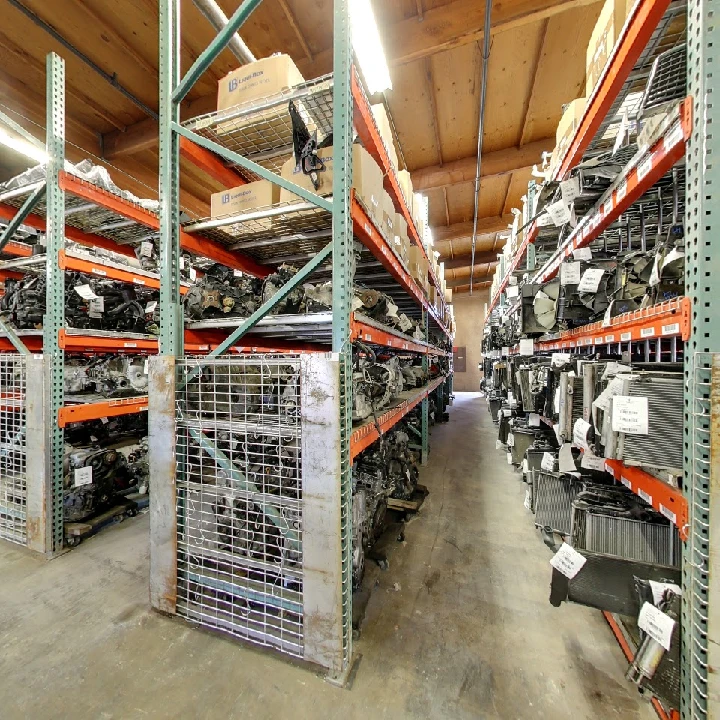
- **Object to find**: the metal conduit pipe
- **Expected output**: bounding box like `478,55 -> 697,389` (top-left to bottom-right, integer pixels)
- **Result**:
469,0 -> 493,294
192,0 -> 256,64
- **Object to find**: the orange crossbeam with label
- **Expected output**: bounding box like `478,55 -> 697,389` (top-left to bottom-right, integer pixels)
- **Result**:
58,396 -> 149,427
350,375 -> 446,459
58,329 -> 159,354
58,250 -> 189,295
604,460 -> 687,540
531,298 -> 690,351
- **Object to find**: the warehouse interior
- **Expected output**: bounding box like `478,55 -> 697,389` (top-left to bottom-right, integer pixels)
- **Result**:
0,0 -> 713,719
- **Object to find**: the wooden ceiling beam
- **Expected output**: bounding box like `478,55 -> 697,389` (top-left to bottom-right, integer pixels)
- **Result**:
451,281 -> 492,295
447,275 -> 492,288
277,0 -> 314,62
413,139 -> 550,192
441,251 -> 498,269
433,215 -> 513,243
518,19 -> 549,146
425,58 -> 443,167
383,0 -> 602,66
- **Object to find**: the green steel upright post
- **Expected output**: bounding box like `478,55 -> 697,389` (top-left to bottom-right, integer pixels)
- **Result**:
44,52 -> 65,553
158,0 -> 183,356
421,311 -> 429,464
331,0 -> 354,673
684,0 -> 720,715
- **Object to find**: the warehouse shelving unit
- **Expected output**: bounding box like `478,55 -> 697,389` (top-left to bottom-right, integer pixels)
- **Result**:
481,0 -> 718,716
149,0 -> 452,681
0,52 -> 293,555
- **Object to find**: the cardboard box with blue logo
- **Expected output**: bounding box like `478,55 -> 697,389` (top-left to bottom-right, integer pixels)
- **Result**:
210,181 -> 280,232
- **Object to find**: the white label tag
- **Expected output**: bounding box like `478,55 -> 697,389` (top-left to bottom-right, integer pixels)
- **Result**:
100,417 -> 109,424
141,240 -> 154,258
561,261 -> 581,285
503,408 -> 512,417
551,353 -> 572,367
577,268 -> 605,293
522,459 -> 529,473
620,476 -> 632,489
559,443 -> 577,473
641,326 -> 655,338
74,284 -> 97,300
541,452 -> 555,471
89,296 -> 104,314
91,268 -> 107,277
572,418 -> 592,450
621,332 -> 632,342
519,338 -> 534,356
537,212 -> 554,227
233,269 -> 243,277
659,503 -> 677,523
529,413 -> 540,427
179,256 -> 185,270
507,452 -> 513,465
547,199 -> 572,226
506,285 -> 519,298
507,432 -> 515,447
662,323 -> 680,336
638,488 -> 653,504
637,154 -> 654,181
663,122 -> 684,152
649,581 -> 682,606
145,300 -> 157,314
602,304 -> 613,327
581,451 -> 606,471
132,278 -> 146,286
617,180 -> 627,201
74,466 -> 93,487
612,395 -> 649,435
524,487 -> 532,510
501,346 -> 510,357
189,267 -> 197,282
638,602 -> 675,651
560,177 -> 581,203
550,543 -> 587,579
573,247 -> 592,261
605,334 -> 616,343
496,439 -> 504,450
603,199 -> 613,218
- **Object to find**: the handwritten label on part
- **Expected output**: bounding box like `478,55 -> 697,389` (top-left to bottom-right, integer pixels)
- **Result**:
612,395 -> 649,435
638,602 -> 675,651
581,451 -> 606,471
550,543 -> 587,579
519,338 -> 534,355
560,261 -> 581,285
577,268 -> 605,293
541,452 -> 555,471
74,466 -> 93,487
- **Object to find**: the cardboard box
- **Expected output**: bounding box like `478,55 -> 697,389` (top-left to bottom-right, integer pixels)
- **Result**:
218,54 -> 304,112
408,245 -> 429,293
394,213 -> 409,265
444,288 -> 453,304
555,97 -> 587,159
279,144 -> 384,215
585,0 -> 633,96
380,190 -> 396,237
397,169 -> 414,214
210,181 -> 280,229
371,103 -> 398,171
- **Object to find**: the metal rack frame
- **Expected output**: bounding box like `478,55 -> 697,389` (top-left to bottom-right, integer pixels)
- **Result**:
150,0 -> 452,680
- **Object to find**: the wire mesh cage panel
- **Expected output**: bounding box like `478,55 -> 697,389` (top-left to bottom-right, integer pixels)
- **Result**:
0,354 -> 27,545
175,355 -> 304,657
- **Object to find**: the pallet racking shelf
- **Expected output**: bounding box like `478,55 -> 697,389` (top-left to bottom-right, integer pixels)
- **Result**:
149,0 -> 454,683
481,0 -> 717,715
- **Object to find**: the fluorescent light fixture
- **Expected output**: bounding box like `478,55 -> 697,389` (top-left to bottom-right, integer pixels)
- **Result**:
350,0 -> 392,95
0,126 -> 47,164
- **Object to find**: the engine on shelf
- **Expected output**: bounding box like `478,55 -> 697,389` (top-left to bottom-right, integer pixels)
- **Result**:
184,263 -> 262,320
0,272 -> 160,334
64,355 -> 149,398
352,344 -> 404,421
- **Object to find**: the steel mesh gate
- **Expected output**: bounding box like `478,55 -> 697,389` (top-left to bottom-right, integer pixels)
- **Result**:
0,354 -> 26,545
174,355 -> 305,655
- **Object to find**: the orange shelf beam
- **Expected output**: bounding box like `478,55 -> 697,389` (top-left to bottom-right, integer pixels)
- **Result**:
179,136 -> 246,189
526,298 -> 691,352
604,460 -> 687,540
58,250 -> 189,295
58,396 -> 148,427
350,375 -> 446,459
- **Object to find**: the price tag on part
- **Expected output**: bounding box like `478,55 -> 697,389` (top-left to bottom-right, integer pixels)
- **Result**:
145,300 -> 157,314
507,452 -> 513,465
572,418 -> 592,451
560,261 -> 581,285
638,601 -> 675,651
550,543 -> 587,579
189,267 -> 197,282
541,452 -> 555,471
612,395 -> 649,435
524,487 -> 532,510
522,459 -> 529,474
140,240 -> 154,258
74,466 -> 93,487
506,285 -> 519,298
143,358 -> 149,375
581,451 -> 606,471
560,177 -> 581,203
507,432 -> 515,447
519,338 -> 534,356
89,296 -> 104,314
529,413 -> 540,427
547,199 -> 572,226
649,581 -> 682,606
577,268 -> 605,293
74,284 -> 98,300
573,247 -> 592,261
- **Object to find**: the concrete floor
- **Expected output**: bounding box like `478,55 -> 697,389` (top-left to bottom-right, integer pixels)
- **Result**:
0,392 -> 655,720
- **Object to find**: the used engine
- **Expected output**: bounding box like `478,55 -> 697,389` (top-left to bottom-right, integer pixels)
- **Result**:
352,345 -> 405,421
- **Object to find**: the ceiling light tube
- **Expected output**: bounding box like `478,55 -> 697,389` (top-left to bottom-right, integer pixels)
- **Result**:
350,0 -> 392,95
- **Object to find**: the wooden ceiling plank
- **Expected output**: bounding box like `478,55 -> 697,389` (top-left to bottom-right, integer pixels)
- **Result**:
425,57 -> 444,167
442,250 -> 498,268
518,19 -> 549,146
412,138 -> 550,190
443,187 -> 450,227
277,0 -> 314,62
433,215 -> 513,242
